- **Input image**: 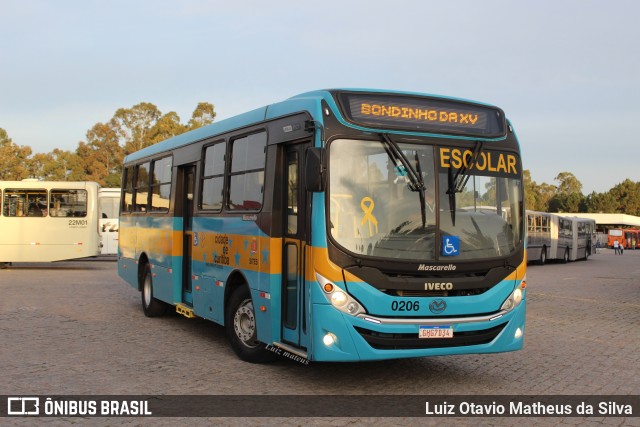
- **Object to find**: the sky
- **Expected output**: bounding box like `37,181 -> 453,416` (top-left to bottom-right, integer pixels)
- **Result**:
1,0 -> 638,194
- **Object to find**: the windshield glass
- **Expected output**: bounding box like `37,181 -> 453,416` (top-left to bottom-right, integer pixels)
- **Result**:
328,139 -> 523,261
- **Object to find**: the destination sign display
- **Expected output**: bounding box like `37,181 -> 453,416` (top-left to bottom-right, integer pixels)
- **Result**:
337,93 -> 506,138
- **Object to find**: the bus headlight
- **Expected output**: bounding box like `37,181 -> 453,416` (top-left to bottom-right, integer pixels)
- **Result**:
316,272 -> 366,316
323,333 -> 337,346
501,286 -> 524,312
330,290 -> 348,307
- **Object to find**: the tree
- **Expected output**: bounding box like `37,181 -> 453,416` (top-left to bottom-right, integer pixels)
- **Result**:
554,172 -> 582,195
608,179 -> 640,215
27,152 -> 49,180
187,102 -> 216,130
108,102 -> 216,156
0,128 -> 32,180
147,111 -> 186,145
2,101 -> 213,185
523,169 -> 558,211
74,122 -> 126,186
549,192 -> 583,213
584,191 -> 617,213
536,183 -> 557,212
523,170 -> 539,210
22,147 -> 82,181
54,149 -> 85,180
111,102 -> 162,155
548,172 -> 584,212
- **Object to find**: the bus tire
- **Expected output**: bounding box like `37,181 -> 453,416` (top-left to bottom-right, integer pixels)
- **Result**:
226,285 -> 276,363
562,248 -> 569,264
539,247 -> 547,265
141,264 -> 168,317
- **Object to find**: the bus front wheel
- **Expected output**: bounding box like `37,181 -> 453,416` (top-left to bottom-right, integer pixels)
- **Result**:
141,264 -> 168,317
563,248 -> 570,264
226,285 -> 275,363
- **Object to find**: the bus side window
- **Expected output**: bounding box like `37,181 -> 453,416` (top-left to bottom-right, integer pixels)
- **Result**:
228,132 -> 266,211
150,156 -> 172,212
3,191 -> 24,216
287,151 -> 298,234
122,166 -> 135,213
50,189 -> 88,218
3,189 -> 47,217
134,162 -> 151,213
201,142 -> 226,211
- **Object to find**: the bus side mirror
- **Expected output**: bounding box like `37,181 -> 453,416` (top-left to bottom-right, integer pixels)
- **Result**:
305,147 -> 326,192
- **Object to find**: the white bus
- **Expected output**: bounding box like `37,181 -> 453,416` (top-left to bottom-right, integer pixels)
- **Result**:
563,215 -> 596,261
98,188 -> 121,255
526,211 -> 595,264
0,180 -> 101,265
526,211 -> 554,264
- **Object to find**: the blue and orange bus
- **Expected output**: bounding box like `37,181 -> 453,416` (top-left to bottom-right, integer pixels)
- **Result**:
118,89 -> 526,363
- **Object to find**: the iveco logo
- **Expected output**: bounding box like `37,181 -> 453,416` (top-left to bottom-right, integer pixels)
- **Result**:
429,299 -> 447,314
425,282 -> 453,291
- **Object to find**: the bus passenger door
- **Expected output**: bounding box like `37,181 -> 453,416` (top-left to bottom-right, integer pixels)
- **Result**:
281,143 -> 309,350
178,164 -> 196,305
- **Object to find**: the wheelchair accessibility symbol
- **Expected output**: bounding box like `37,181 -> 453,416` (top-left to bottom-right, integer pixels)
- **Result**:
442,236 -> 460,256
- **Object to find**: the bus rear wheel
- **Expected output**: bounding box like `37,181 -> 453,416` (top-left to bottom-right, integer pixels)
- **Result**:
539,247 -> 547,265
562,248 -> 570,264
226,285 -> 276,363
141,264 -> 168,317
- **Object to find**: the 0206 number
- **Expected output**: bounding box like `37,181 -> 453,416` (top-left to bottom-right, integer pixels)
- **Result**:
391,300 -> 420,311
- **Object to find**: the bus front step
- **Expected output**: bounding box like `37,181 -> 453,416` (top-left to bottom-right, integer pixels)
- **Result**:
176,304 -> 195,319
272,342 -> 308,359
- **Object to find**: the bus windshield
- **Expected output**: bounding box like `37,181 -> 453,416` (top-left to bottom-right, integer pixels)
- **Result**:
328,138 -> 523,261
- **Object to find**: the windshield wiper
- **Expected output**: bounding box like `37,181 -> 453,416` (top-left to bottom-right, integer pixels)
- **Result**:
381,134 -> 424,192
413,150 -> 427,228
446,140 -> 484,227
447,166 -> 457,227
453,140 -> 484,193
381,134 -> 427,228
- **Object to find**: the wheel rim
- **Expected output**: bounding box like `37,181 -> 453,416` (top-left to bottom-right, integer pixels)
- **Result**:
233,299 -> 259,348
143,275 -> 152,307
541,250 -> 546,263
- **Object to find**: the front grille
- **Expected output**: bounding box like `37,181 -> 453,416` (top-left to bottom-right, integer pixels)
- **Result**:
396,289 -> 448,297
354,323 -> 506,350
386,270 -> 490,279
393,288 -> 490,297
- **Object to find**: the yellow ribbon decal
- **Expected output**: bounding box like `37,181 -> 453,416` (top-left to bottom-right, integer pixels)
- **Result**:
360,197 -> 378,236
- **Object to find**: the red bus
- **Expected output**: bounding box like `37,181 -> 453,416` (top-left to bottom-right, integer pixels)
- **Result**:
607,228 -> 639,249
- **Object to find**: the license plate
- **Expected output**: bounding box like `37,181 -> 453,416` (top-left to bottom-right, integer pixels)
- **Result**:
419,325 -> 454,339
